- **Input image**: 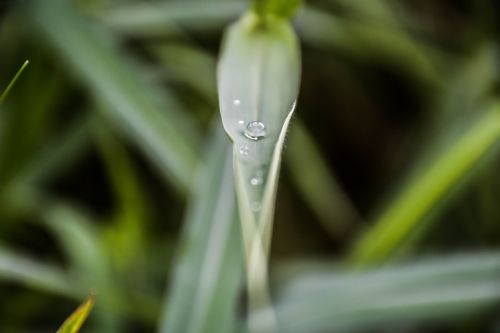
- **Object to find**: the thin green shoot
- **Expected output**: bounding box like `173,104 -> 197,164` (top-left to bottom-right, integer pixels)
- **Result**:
56,294 -> 95,333
0,60 -> 29,104
349,103 -> 500,267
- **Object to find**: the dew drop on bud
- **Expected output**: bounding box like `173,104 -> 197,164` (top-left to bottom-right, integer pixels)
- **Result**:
244,121 -> 266,141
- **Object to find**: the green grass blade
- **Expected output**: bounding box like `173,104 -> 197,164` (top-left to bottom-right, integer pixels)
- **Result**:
91,116 -> 149,278
42,203 -> 122,332
0,60 -> 29,105
56,294 -> 94,333
98,1 -> 245,37
286,122 -> 361,239
28,0 -> 200,192
3,187 -> 159,325
348,103 -> 500,267
217,12 -> 300,324
97,1 -> 440,88
42,205 -> 111,295
257,252 -> 500,332
328,0 -> 399,26
295,7 -> 442,88
150,43 -> 218,102
0,245 -> 75,297
159,123 -> 242,333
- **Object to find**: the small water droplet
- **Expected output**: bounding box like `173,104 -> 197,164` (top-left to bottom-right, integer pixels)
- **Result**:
239,145 -> 250,156
238,120 -> 245,125
251,202 -> 262,212
233,99 -> 241,106
244,121 -> 266,141
250,175 -> 263,186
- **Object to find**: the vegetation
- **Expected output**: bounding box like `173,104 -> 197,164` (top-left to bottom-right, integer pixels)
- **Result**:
0,0 -> 499,332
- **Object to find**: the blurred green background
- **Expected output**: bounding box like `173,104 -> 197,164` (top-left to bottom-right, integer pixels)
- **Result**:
1,0 -> 500,332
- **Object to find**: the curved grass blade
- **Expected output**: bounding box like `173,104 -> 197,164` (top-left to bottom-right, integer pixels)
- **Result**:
0,60 -> 29,105
159,123 -> 242,333
57,294 -> 94,333
96,1 -> 441,90
98,1 -> 245,38
28,0 -> 199,192
217,11 -> 301,328
42,205 -> 113,301
348,102 -> 500,267
43,204 -> 122,332
255,252 -> 500,332
3,187 -> 159,325
0,245 -> 75,298
295,7 -> 442,89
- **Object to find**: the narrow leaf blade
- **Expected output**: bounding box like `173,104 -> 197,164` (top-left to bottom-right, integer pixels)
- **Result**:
0,245 -> 75,298
255,252 -> 500,332
0,60 -> 29,105
57,295 -> 95,333
159,123 -> 243,333
349,103 -> 500,267
28,0 -> 199,192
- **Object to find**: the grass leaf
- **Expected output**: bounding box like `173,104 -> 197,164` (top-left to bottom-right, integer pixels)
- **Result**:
99,1 -> 245,38
0,245 -> 75,298
56,294 -> 94,333
217,11 -> 300,322
42,205 -> 111,298
348,102 -> 500,267
28,0 -> 200,192
0,60 -> 29,105
159,123 -> 242,333
257,252 -> 500,332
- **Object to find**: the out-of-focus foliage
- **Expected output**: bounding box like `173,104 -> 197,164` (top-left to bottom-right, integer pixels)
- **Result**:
0,0 -> 499,332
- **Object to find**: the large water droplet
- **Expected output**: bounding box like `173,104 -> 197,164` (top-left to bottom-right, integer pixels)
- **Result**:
244,121 -> 266,141
239,145 -> 250,156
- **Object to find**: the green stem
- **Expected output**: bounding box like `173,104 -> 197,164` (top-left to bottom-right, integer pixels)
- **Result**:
0,60 -> 29,105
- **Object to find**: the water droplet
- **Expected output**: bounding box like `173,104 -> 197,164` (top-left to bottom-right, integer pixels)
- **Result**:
251,202 -> 262,212
238,120 -> 245,125
250,175 -> 263,186
239,145 -> 250,156
244,121 -> 266,141
233,99 -> 241,106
